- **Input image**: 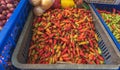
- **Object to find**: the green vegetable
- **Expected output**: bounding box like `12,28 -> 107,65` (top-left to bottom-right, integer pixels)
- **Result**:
99,9 -> 120,43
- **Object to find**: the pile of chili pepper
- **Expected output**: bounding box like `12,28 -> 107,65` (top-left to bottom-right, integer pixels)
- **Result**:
98,9 -> 120,43
28,8 -> 104,64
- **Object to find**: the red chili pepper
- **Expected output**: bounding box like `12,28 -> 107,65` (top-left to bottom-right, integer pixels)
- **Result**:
62,54 -> 69,58
106,11 -> 111,14
71,23 -> 76,29
60,37 -> 68,42
97,55 -> 104,61
77,59 -> 82,64
72,48 -> 76,56
70,18 -> 75,23
102,10 -> 107,13
71,42 -> 75,48
31,61 -> 35,64
45,62 -> 49,64
39,59 -> 45,63
65,25 -> 72,31
57,13 -> 62,19
45,52 -> 51,58
79,50 -> 84,57
76,47 -> 80,57
111,25 -> 115,30
83,45 -> 88,49
45,40 -> 49,43
62,47 -> 68,55
43,46 -> 47,50
88,61 -> 94,64
97,9 -> 102,13
37,27 -> 43,31
39,50 -> 44,56
70,53 -> 73,58
78,25 -> 82,30
51,49 -> 55,55
34,54 -> 38,60
50,44 -> 53,49
53,40 -> 57,45
95,59 -> 100,64
42,62 -> 46,64
89,39 -> 94,48
93,40 -> 98,46
78,33 -> 85,40
79,28 -> 88,32
63,57 -> 71,61
67,49 -> 71,54
55,21 -> 61,28
37,17 -> 42,22
29,45 -> 36,50
117,10 -> 120,15
81,59 -> 86,64
35,47 -> 39,52
89,47 -> 95,52
42,34 -> 48,39
63,20 -> 71,23
49,39 -> 53,44
90,30 -> 95,37
35,48 -> 42,53
113,8 -> 116,14
49,34 -> 55,38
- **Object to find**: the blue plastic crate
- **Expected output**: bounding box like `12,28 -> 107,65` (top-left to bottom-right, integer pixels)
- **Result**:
0,0 -> 32,69
91,3 -> 120,51
0,64 -> 4,70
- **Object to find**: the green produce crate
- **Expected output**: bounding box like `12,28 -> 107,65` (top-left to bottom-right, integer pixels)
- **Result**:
12,5 -> 120,70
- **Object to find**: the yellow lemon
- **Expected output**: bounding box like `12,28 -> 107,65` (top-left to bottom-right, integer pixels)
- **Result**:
61,0 -> 76,8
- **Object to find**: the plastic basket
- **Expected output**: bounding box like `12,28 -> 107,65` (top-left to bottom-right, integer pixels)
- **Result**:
0,0 -> 32,69
91,3 -> 120,51
12,6 -> 120,70
85,0 -> 120,4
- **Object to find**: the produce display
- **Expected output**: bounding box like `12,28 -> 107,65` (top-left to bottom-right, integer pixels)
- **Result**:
98,9 -> 120,43
0,0 -> 20,31
28,8 -> 104,64
53,0 -> 82,9
29,0 -> 55,16
29,0 -> 83,16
